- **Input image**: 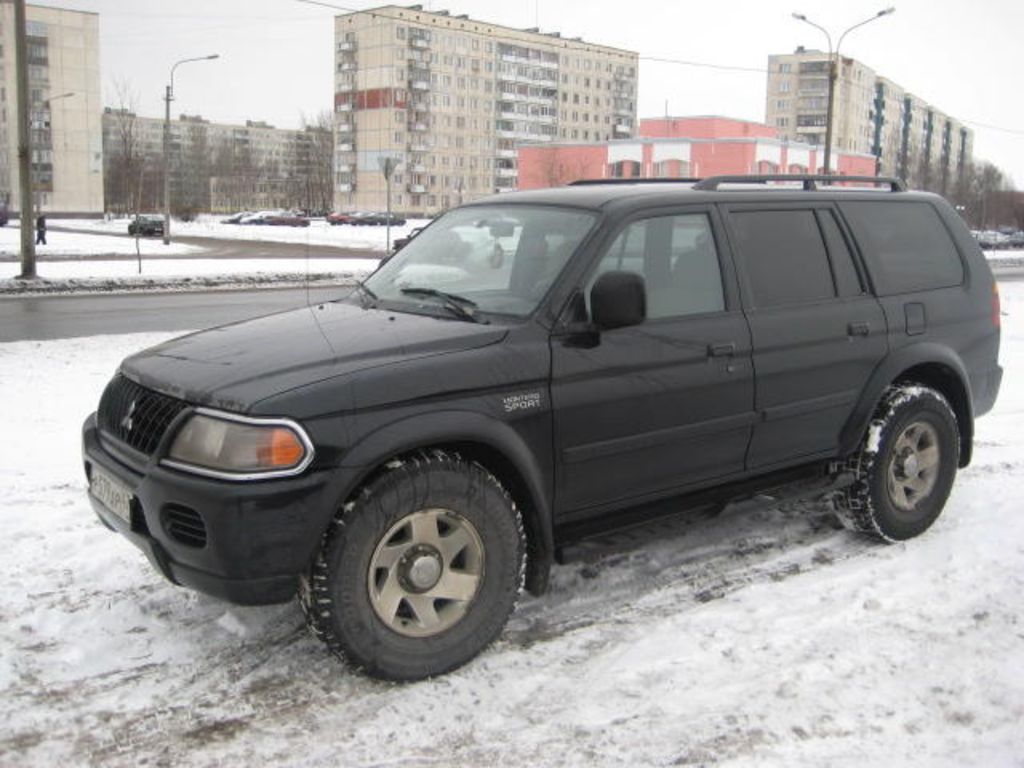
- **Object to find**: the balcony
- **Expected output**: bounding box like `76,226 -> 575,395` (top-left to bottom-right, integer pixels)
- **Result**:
613,124 -> 632,135
410,79 -> 430,91
339,61 -> 357,72
336,163 -> 353,173
409,142 -> 429,152
409,121 -> 428,132
408,163 -> 427,173
337,142 -> 354,152
337,81 -> 356,93
337,41 -> 357,52
496,167 -> 518,178
336,102 -> 353,112
408,183 -> 427,194
336,121 -> 354,132
410,37 -> 430,49
497,149 -> 516,158
337,183 -> 354,192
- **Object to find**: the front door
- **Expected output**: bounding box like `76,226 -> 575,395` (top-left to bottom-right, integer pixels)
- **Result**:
550,208 -> 756,519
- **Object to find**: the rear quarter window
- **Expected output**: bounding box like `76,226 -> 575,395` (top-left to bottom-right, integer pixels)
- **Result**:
839,201 -> 964,295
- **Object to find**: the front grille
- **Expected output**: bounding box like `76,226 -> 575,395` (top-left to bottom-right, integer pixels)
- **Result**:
98,374 -> 189,456
162,504 -> 208,548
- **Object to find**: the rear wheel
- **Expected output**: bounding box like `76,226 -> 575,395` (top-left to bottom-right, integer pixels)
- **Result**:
836,385 -> 959,541
300,450 -> 525,681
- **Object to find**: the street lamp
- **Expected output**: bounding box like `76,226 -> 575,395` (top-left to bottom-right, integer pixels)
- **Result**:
163,54 -> 219,245
792,7 -> 894,175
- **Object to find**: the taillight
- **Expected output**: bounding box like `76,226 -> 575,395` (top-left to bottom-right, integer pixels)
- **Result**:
992,283 -> 1001,329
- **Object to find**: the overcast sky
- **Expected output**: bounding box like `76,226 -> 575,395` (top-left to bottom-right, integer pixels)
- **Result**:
34,0 -> 1024,185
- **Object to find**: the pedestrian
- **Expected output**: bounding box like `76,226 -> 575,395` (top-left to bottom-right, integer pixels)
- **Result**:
35,214 -> 46,246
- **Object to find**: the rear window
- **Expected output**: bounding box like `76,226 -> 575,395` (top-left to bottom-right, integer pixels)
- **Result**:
839,201 -> 964,295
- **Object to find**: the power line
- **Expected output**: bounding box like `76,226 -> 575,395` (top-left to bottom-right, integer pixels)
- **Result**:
639,56 -> 767,74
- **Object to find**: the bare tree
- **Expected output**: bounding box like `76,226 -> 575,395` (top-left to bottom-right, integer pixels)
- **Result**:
177,122 -> 210,219
296,110 -> 334,214
105,77 -> 144,215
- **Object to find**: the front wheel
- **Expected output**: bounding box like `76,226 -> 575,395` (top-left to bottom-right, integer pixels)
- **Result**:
835,385 -> 959,541
301,451 -> 525,680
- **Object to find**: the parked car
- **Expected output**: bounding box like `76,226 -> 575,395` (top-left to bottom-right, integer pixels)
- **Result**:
239,210 -> 280,225
83,174 -> 1002,681
355,211 -> 407,226
264,211 -> 310,227
221,212 -> 252,225
327,211 -> 363,226
127,214 -> 165,237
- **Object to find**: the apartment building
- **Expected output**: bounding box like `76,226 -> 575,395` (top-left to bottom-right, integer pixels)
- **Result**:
102,111 -> 332,214
766,48 -> 972,191
0,3 -> 103,215
333,4 -> 638,215
517,116 -> 876,190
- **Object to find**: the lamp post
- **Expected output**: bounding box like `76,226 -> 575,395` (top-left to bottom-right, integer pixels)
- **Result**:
792,7 -> 894,175
163,54 -> 219,245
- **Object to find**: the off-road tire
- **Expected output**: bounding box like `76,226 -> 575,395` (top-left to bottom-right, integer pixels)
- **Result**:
299,450 -> 525,681
835,385 -> 959,542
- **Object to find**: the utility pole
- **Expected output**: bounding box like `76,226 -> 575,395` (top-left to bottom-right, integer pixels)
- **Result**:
163,54 -> 219,245
14,0 -> 35,279
379,156 -> 400,253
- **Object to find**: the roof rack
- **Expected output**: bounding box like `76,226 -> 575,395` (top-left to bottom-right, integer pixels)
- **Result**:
692,174 -> 906,192
568,178 -> 701,186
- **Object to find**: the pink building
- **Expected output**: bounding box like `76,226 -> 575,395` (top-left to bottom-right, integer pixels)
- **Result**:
517,116 -> 877,190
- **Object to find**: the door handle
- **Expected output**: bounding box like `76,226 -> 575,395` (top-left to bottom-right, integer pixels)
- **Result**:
708,342 -> 737,357
848,321 -> 870,337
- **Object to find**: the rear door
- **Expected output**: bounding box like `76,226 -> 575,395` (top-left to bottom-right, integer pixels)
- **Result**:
723,203 -> 888,469
550,207 -> 756,518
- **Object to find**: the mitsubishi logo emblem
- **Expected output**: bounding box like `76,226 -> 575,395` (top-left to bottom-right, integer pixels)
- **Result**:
121,399 -> 137,433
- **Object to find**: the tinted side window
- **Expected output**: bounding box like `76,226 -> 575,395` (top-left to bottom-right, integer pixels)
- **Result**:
840,201 -> 964,295
589,213 -> 725,319
730,209 -> 835,308
816,209 -> 863,296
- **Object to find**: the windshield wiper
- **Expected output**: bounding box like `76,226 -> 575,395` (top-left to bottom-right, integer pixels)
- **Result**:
351,280 -> 378,308
399,287 -> 485,323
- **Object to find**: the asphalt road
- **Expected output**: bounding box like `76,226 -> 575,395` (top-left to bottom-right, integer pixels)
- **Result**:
0,286 -> 347,342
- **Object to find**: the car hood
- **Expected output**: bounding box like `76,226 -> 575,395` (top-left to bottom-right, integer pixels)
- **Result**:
121,300 -> 508,412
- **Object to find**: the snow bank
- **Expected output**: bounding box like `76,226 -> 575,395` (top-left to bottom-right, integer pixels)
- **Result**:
0,287 -> 1021,766
0,257 -> 380,294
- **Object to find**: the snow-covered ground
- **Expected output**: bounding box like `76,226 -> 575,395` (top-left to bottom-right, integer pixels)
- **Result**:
51,215 -> 431,252
0,224 -> 204,257
0,287 -> 1022,766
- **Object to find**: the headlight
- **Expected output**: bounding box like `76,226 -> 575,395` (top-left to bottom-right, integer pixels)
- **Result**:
162,409 -> 314,481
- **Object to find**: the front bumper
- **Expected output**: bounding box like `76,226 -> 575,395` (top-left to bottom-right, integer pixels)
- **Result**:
82,412 -> 337,605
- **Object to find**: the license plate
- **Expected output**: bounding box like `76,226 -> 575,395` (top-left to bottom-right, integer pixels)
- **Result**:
90,467 -> 133,524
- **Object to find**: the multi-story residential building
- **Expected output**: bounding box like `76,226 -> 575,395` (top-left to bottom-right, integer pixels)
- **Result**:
766,48 -> 972,192
0,3 -> 103,215
333,4 -> 638,215
101,111 -> 332,214
517,116 -> 876,190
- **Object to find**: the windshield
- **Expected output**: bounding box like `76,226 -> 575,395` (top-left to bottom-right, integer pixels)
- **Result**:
363,205 -> 597,318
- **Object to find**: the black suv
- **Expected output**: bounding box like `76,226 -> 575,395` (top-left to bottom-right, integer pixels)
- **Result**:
128,214 -> 165,237
82,175 -> 1002,681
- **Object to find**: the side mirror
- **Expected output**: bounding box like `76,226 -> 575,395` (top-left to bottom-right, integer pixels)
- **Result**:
591,271 -> 646,330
